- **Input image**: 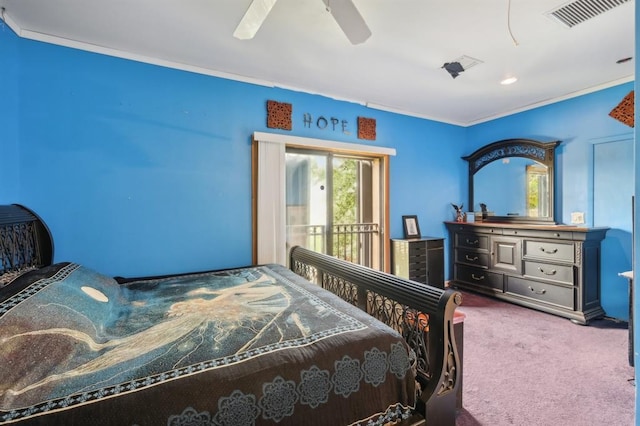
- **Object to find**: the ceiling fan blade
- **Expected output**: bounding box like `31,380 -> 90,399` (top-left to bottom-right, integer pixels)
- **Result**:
321,0 -> 371,45
233,0 -> 279,40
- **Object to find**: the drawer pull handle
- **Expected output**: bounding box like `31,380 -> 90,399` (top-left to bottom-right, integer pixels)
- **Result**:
539,247 -> 558,254
538,267 -> 557,276
465,255 -> 479,262
528,286 -> 546,295
466,239 -> 479,246
471,274 -> 485,281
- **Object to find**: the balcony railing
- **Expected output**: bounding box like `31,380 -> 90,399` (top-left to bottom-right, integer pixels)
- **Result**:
286,223 -> 380,268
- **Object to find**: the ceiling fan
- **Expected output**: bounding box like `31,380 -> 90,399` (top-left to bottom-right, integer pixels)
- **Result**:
233,0 -> 371,45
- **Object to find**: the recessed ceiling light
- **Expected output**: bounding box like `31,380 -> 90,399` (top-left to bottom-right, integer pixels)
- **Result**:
500,77 -> 518,85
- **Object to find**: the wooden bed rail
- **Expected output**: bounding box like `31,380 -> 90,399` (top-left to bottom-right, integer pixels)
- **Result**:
289,246 -> 462,425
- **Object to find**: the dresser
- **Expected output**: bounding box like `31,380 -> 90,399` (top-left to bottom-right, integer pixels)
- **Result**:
445,222 -> 608,324
391,237 -> 445,289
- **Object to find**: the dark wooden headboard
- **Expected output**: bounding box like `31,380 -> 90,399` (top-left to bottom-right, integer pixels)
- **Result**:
0,204 -> 53,285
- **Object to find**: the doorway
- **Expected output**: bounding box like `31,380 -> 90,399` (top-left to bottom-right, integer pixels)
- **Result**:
593,136 -> 633,320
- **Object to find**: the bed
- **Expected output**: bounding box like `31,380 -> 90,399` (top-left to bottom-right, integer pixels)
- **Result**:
0,204 -> 462,425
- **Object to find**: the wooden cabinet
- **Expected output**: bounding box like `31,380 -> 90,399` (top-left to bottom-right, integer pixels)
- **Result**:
391,237 -> 445,289
445,222 -> 608,324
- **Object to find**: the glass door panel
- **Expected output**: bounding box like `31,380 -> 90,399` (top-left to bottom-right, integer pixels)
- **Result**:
285,152 -> 327,257
286,149 -> 382,269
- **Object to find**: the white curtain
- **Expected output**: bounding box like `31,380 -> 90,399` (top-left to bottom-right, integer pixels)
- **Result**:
256,140 -> 286,265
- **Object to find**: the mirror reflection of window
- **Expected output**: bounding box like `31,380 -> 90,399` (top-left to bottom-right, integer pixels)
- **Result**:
526,165 -> 549,217
474,158 -> 549,217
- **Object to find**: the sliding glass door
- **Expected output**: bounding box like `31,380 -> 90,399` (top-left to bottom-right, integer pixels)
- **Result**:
285,148 -> 383,269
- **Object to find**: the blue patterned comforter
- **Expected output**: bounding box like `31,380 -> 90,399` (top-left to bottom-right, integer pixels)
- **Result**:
0,262 -> 415,425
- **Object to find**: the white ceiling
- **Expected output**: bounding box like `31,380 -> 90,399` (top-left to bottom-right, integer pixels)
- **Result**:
0,0 -> 634,126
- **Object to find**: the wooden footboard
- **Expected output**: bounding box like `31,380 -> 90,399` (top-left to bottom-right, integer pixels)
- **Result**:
289,246 -> 462,426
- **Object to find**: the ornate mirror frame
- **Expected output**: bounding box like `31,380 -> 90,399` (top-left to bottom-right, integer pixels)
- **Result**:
463,138 -> 561,224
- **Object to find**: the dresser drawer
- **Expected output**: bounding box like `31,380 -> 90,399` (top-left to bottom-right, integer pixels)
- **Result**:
407,262 -> 427,277
455,264 -> 503,291
503,228 -> 574,240
523,240 -> 574,263
455,248 -> 490,268
456,233 -> 489,250
506,276 -> 574,310
524,261 -> 574,285
407,243 -> 427,257
408,270 -> 427,283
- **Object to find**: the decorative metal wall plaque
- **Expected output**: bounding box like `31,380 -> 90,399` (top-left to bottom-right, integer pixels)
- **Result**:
357,117 -> 376,140
266,100 -> 292,130
609,90 -> 634,128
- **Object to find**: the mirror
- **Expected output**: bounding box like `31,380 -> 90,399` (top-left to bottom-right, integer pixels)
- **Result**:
463,139 -> 560,224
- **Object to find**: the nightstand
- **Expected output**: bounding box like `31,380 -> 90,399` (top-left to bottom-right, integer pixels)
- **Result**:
391,237 -> 445,288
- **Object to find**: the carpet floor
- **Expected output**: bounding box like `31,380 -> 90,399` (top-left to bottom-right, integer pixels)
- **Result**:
454,291 -> 635,426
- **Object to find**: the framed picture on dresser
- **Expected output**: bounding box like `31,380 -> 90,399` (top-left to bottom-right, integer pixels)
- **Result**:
402,215 -> 421,239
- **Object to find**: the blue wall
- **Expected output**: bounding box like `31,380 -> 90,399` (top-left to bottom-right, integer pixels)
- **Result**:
1,29 -> 466,277
2,25 -> 635,322
0,24 -> 19,202
468,84 -> 634,224
467,84 -> 635,320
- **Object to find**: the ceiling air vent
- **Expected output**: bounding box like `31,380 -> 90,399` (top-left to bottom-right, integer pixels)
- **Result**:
545,0 -> 631,28
441,55 -> 483,79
